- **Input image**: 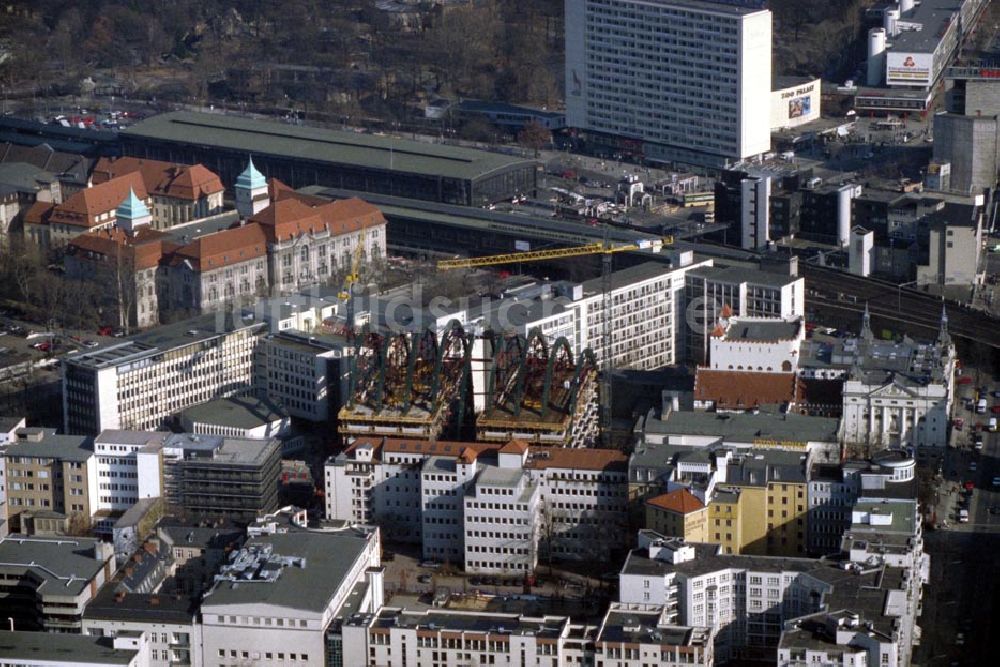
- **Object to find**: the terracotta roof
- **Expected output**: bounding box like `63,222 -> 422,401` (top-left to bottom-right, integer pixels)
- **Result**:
92,156 -> 224,201
646,489 -> 705,514
250,196 -> 385,243
23,200 -> 55,226
694,369 -> 798,409
523,446 -> 628,472
499,440 -> 529,454
67,228 -> 167,271
50,172 -> 148,228
170,222 -> 268,272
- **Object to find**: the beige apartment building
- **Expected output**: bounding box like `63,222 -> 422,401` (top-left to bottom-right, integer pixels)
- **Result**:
1,428 -> 96,534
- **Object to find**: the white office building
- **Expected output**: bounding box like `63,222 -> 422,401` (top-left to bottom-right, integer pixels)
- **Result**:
448,260 -> 704,372
92,430 -> 169,516
63,314 -> 266,434
684,263 -> 805,364
566,0 -> 773,168
325,437 -> 631,570
344,605 -> 715,667
200,528 -> 383,667
253,329 -> 350,422
620,530 -> 923,665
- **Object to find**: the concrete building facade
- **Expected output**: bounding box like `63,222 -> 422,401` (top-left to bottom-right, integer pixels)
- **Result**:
566,0 -> 773,168
62,315 -> 266,435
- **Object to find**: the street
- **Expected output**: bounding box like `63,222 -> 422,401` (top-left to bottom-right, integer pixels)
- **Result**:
915,370 -> 1000,665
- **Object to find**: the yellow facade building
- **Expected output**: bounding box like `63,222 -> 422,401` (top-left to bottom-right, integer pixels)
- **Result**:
645,488 -> 709,542
706,449 -> 808,556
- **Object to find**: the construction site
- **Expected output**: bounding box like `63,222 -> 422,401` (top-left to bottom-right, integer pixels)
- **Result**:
337,324 -> 599,447
475,331 -> 599,447
338,321 -> 474,441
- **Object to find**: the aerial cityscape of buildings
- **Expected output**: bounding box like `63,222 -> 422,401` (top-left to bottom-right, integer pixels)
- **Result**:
0,0 -> 999,665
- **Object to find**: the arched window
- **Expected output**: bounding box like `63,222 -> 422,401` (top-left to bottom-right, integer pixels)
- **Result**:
781,360 -> 793,372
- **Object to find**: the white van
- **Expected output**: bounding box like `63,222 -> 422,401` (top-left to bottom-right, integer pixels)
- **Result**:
959,509 -> 969,523
990,417 -> 998,432
977,398 -> 988,414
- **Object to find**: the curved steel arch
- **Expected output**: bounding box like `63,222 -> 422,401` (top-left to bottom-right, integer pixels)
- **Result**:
540,336 -> 574,418
347,329 -> 382,409
403,328 -> 437,415
510,328 -> 550,418
430,320 -> 469,403
373,333 -> 409,413
486,331 -> 525,410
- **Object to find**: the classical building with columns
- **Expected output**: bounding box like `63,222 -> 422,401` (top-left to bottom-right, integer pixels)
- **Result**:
839,306 -> 955,450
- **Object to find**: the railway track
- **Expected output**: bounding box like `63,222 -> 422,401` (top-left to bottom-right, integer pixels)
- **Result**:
802,265 -> 1000,349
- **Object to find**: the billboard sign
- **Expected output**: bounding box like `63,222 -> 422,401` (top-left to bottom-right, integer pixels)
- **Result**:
788,95 -> 812,119
887,52 -> 933,85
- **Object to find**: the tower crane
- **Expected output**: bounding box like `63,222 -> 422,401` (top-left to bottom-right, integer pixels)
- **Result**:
338,222 -> 370,338
436,234 -> 674,447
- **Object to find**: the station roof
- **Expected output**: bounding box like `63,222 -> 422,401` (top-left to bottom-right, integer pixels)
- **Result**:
123,112 -> 534,181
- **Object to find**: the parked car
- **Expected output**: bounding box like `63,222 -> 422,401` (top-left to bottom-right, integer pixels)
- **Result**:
97,325 -> 114,336
32,341 -> 50,352
82,340 -> 99,348
417,574 -> 432,584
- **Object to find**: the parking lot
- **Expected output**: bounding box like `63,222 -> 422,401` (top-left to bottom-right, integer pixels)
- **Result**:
0,311 -> 127,425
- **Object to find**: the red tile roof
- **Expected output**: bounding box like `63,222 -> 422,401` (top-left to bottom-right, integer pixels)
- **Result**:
170,222 -> 268,272
694,369 -> 798,409
67,228 -> 167,271
499,440 -> 529,454
250,196 -> 385,243
24,200 -> 55,227
523,447 -> 628,472
50,172 -> 148,228
646,489 -> 705,514
92,157 -> 223,201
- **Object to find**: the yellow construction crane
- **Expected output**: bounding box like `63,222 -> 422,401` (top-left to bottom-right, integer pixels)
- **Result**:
436,236 -> 673,270
338,220 -> 373,339
436,234 -> 674,448
339,223 -> 369,303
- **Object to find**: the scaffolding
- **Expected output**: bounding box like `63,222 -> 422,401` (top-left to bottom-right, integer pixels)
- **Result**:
337,324 -> 598,446
338,322 -> 473,441
475,329 -> 599,448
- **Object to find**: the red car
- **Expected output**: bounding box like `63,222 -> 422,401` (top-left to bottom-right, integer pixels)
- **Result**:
953,418 -> 964,430
991,405 -> 1000,415
957,376 -> 974,385
965,480 -> 976,492
97,325 -> 113,336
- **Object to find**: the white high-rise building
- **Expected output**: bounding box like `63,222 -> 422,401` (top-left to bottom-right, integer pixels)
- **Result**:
566,0 -> 773,168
